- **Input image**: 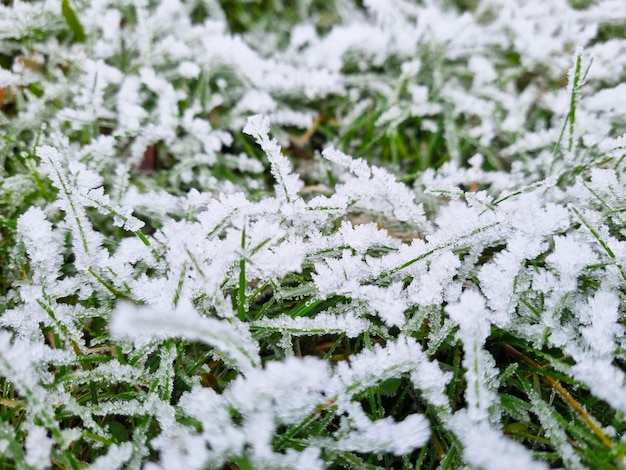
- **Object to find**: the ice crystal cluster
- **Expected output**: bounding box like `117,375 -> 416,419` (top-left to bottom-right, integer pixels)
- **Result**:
1,0 -> 626,468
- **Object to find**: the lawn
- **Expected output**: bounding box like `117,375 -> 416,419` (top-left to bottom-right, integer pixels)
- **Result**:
1,0 -> 626,468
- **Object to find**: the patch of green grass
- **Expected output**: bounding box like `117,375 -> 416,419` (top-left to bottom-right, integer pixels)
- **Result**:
1,0 -> 626,469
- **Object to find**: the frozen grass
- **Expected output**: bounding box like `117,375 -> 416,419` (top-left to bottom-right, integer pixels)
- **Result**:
1,0 -> 626,468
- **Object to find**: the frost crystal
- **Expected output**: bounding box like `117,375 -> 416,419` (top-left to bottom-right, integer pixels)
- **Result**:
25,425 -> 53,468
243,114 -> 303,202
2,0 -> 626,468
111,302 -> 261,373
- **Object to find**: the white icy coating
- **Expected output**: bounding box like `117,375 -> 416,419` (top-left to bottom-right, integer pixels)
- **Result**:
111,302 -> 261,373
1,0 -> 626,468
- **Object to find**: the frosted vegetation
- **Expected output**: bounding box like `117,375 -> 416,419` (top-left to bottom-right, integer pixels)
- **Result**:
1,0 -> 626,468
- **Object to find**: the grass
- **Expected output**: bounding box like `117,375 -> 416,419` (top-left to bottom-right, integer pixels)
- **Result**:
1,0 -> 626,469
